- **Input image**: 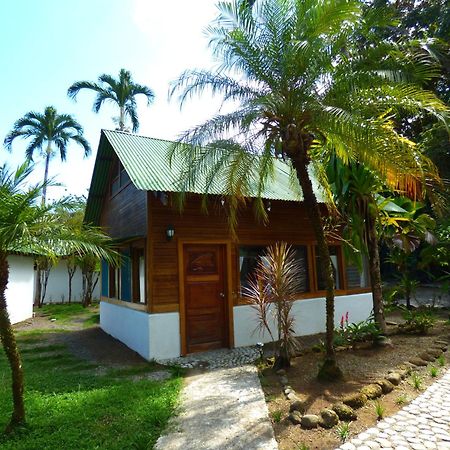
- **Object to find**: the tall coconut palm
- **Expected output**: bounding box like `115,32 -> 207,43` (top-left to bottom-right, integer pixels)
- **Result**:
0,162 -> 116,431
67,69 -> 154,132
4,106 -> 91,204
170,0 -> 448,379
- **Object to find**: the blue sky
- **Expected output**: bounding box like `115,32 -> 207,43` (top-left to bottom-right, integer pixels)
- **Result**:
0,0 -> 221,200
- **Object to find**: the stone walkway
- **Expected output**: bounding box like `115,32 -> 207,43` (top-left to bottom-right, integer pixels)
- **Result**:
155,365 -> 278,450
337,369 -> 450,450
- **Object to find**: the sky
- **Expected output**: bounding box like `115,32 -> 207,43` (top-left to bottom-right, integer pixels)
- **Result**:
0,0 -> 223,201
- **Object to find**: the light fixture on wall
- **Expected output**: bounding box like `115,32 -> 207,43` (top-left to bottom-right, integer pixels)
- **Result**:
166,225 -> 175,241
267,201 -> 271,212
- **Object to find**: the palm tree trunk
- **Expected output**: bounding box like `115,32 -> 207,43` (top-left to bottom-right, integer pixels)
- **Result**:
292,159 -> 342,380
366,215 -> 387,334
0,252 -> 26,431
119,106 -> 125,131
42,145 -> 51,205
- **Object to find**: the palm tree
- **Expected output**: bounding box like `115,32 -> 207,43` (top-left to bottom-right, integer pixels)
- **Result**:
327,156 -> 393,333
67,69 -> 155,132
169,0 -> 448,379
0,162 -> 116,431
4,106 -> 91,204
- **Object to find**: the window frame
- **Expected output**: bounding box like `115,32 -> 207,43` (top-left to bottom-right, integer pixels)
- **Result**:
103,240 -> 147,305
109,159 -> 132,198
237,241 -> 370,302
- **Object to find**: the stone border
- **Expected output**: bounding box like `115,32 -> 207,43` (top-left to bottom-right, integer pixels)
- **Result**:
275,337 -> 449,431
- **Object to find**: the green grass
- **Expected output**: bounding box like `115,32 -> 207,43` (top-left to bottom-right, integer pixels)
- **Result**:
271,410 -> 282,423
38,303 -> 100,327
0,331 -> 182,449
410,372 -> 423,390
374,400 -> 385,420
429,365 -> 439,377
335,422 -> 351,443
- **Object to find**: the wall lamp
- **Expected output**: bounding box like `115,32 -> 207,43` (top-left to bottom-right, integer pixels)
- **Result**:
166,225 -> 175,241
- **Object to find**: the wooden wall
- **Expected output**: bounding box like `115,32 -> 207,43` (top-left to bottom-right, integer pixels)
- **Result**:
100,181 -> 147,240
148,193 -> 325,313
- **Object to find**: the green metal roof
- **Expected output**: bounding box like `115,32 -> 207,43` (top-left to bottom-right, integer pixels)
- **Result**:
85,129 -> 323,225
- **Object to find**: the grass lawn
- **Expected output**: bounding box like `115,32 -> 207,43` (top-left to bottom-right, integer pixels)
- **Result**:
0,305 -> 182,450
39,303 -> 100,327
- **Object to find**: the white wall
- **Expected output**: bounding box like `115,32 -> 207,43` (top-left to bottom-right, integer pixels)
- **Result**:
149,312 -> 181,359
234,293 -> 373,347
6,255 -> 34,324
41,260 -> 100,303
100,301 -> 151,359
100,293 -> 373,360
100,302 -> 182,360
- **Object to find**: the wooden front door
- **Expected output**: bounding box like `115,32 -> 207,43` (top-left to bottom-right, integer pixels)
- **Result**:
183,244 -> 228,353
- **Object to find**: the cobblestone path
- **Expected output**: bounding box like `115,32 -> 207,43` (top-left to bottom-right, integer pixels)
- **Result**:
336,369 -> 450,450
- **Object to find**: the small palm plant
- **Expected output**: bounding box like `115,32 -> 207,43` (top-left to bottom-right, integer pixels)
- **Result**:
245,242 -> 305,369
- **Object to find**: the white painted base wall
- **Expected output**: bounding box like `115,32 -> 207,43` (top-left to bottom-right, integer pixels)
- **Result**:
6,255 -> 34,324
40,260 -> 100,304
233,293 -> 373,347
100,293 -> 373,360
100,302 -> 181,360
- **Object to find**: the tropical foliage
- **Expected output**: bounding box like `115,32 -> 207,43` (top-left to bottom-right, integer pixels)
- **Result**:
67,69 -> 154,132
245,242 -> 304,368
0,162 -> 116,431
170,0 -> 448,378
3,106 -> 90,204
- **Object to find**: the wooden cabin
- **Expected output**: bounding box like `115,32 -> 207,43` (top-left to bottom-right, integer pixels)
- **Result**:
85,130 -> 372,360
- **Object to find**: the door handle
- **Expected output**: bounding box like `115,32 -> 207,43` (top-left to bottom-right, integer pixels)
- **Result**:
219,292 -> 225,299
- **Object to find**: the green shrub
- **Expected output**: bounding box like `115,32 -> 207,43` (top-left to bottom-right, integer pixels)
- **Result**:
399,308 -> 435,334
335,315 -> 382,347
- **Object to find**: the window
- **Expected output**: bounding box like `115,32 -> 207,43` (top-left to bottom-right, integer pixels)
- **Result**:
346,257 -> 370,289
131,247 -> 146,304
239,246 -> 266,293
109,265 -> 120,298
110,160 -> 130,196
239,244 -> 369,297
239,245 -> 309,294
316,246 -> 342,290
103,243 -> 146,304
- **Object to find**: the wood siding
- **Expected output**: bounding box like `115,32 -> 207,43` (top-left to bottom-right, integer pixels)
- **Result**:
148,193 -> 331,313
100,182 -> 147,239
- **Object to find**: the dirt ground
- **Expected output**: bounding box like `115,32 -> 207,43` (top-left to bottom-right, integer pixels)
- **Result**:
14,307 -> 147,368
263,313 -> 450,450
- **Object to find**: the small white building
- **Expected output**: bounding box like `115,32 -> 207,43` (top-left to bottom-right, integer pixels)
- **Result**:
6,254 -> 34,325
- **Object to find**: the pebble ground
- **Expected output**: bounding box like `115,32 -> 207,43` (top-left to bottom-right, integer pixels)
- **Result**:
156,346 -> 260,369
336,369 -> 450,450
